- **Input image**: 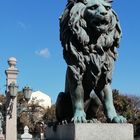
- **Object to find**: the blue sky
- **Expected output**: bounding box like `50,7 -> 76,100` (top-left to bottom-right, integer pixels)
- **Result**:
0,0 -> 140,103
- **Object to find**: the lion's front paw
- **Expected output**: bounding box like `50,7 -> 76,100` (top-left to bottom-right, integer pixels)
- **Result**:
71,110 -> 87,123
111,115 -> 127,123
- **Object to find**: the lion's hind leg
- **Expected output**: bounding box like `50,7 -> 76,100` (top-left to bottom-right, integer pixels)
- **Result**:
56,92 -> 73,123
85,90 -> 102,122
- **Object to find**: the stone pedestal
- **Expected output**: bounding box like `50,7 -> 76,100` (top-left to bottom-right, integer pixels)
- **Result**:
45,123 -> 133,140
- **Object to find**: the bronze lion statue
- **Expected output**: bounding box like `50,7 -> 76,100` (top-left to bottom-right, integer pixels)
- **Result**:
56,0 -> 126,123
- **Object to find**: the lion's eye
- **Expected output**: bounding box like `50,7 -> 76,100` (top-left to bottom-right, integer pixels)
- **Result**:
89,4 -> 99,10
105,6 -> 111,10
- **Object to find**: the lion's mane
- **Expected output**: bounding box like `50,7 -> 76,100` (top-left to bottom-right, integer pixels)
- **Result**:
60,0 -> 122,85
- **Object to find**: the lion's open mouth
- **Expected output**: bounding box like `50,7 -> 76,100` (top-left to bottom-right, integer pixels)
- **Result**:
90,17 -> 110,32
94,19 -> 109,26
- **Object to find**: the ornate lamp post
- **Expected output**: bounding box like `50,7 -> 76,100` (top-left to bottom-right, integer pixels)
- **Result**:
5,57 -> 19,140
5,57 -> 33,140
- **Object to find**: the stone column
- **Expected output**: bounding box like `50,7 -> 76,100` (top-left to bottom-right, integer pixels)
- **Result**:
5,57 -> 19,140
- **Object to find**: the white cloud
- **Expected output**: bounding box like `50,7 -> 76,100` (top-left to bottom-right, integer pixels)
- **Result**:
17,21 -> 27,30
35,48 -> 50,58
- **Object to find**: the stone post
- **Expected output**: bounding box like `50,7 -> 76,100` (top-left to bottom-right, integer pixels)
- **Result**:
41,133 -> 45,139
5,57 -> 19,140
21,126 -> 32,140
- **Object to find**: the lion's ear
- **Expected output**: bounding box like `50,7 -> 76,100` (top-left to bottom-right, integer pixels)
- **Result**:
76,0 -> 87,4
104,0 -> 113,3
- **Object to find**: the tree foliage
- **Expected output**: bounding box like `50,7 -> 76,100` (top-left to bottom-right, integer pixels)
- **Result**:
43,104 -> 56,123
112,89 -> 140,124
93,89 -> 140,124
17,91 -> 47,134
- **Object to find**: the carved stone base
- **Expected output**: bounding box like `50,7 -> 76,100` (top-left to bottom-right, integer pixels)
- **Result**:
45,123 -> 133,140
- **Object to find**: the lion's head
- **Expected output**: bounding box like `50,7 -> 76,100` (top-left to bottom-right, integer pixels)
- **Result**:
60,0 -> 121,47
84,0 -> 116,32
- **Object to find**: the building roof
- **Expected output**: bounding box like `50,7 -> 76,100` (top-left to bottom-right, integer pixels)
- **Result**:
28,91 -> 51,108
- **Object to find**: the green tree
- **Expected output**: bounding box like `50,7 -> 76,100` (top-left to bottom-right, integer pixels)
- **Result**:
17,91 -> 46,134
43,104 -> 56,124
92,89 -> 140,124
113,89 -> 140,124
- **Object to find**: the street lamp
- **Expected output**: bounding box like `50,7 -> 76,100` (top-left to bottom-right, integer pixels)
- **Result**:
23,86 -> 32,102
17,86 -> 32,117
8,82 -> 18,99
7,82 -> 18,118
